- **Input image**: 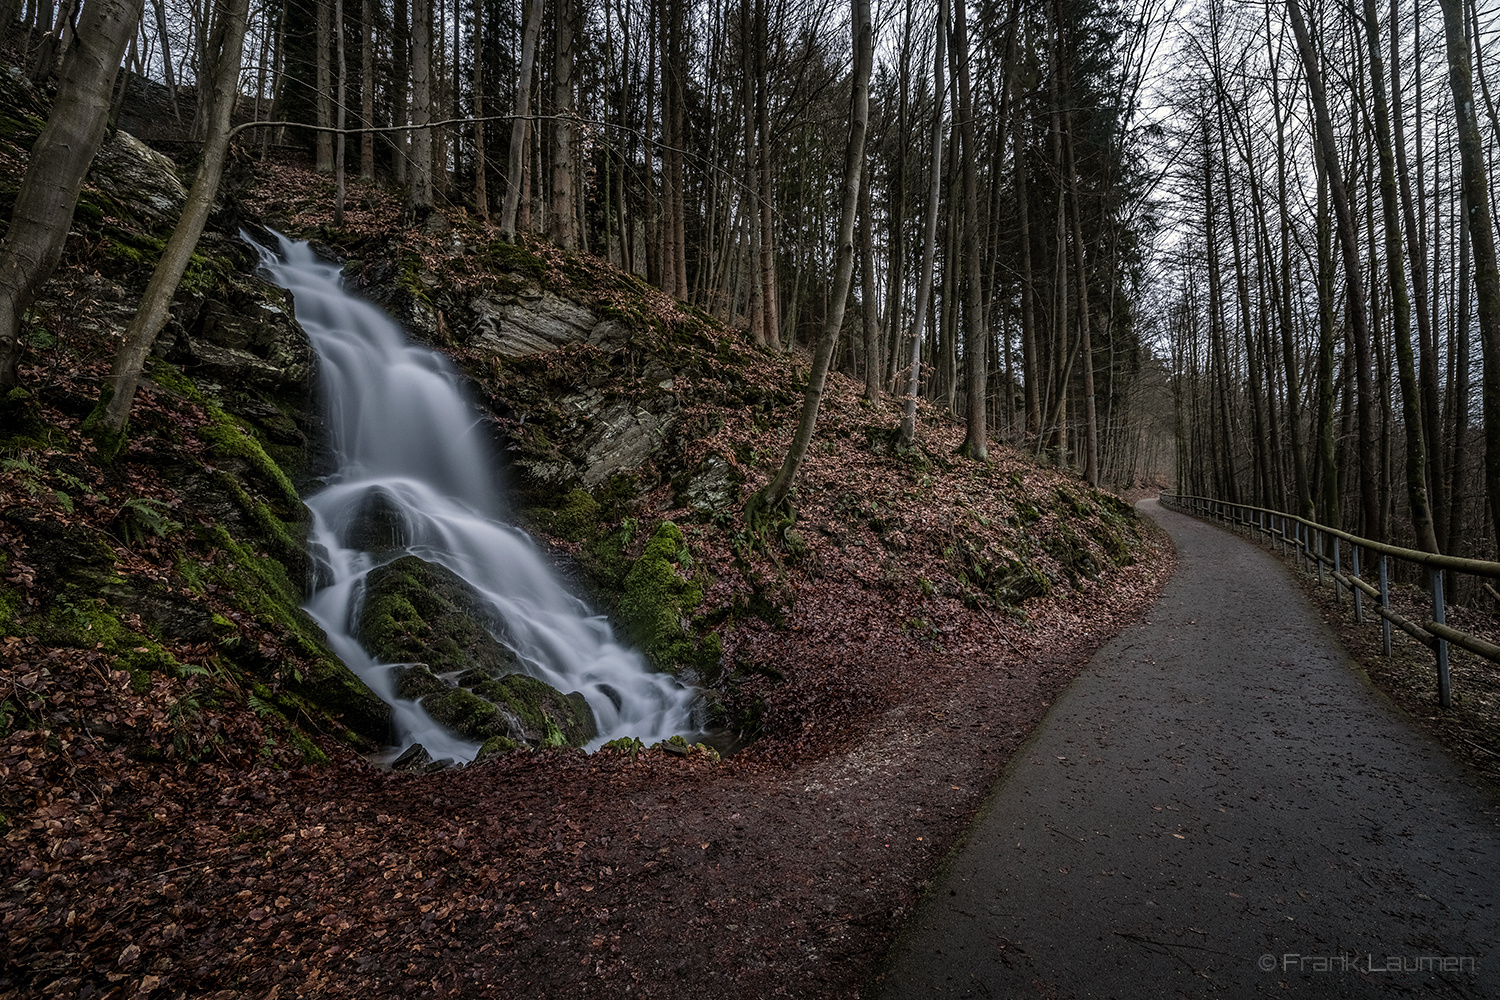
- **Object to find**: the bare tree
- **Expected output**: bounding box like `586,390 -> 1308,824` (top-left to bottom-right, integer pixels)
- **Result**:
897,0 -> 946,450
0,0 -> 144,393
500,0 -> 543,241
100,0 -> 253,437
756,0 -> 873,512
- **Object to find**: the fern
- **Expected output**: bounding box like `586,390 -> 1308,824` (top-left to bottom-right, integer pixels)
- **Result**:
116,497 -> 184,544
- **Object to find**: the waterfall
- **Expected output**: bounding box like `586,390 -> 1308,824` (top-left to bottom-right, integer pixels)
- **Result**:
250,234 -> 699,762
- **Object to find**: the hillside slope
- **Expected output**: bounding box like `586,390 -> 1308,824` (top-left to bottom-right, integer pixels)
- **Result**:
0,101 -> 1172,998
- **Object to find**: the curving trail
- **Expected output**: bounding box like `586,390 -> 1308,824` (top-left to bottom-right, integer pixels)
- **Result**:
876,498 -> 1500,998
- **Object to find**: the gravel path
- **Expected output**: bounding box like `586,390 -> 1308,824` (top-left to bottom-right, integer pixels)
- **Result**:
875,498 -> 1500,998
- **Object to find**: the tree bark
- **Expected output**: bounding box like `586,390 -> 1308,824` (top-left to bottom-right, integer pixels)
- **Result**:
333,0 -> 347,224
551,0 -> 577,248
758,0 -> 871,511
407,0 -> 433,212
360,0 -> 374,178
0,0 -> 144,393
953,0 -> 987,461
756,0 -> 780,349
315,0 -> 334,171
1360,0 -> 1438,551
100,0 -> 251,435
472,2 -> 487,219
859,162 -> 881,403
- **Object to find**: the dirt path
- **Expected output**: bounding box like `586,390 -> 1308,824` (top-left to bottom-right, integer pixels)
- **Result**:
873,498 -> 1500,998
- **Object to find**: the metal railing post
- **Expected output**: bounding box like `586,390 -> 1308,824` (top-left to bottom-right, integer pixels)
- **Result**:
1431,569 -> 1451,709
1380,555 -> 1392,657
1352,545 -> 1363,623
1333,538 -> 1343,600
1316,528 -> 1324,585
1279,515 -> 1287,558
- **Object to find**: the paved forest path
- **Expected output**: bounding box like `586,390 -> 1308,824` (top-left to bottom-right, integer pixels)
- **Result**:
875,498 -> 1500,998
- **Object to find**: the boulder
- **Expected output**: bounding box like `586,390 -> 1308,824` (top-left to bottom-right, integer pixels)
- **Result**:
87,130 -> 187,224
391,743 -> 432,771
394,663 -> 446,700
468,674 -> 598,748
358,555 -> 520,675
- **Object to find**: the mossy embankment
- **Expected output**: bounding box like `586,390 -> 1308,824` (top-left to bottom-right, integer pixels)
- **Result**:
246,178 -> 1157,755
0,70 -> 388,784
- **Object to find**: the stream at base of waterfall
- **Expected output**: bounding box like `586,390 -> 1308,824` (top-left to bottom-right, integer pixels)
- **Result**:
250,233 -> 700,763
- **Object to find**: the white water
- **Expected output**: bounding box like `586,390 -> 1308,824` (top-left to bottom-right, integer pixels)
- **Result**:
250,234 -> 699,761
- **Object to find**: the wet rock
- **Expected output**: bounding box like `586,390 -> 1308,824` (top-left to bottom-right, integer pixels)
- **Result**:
391,743 -> 432,771
424,757 -> 456,772
87,130 -> 187,224
358,555 -> 520,675
341,488 -> 411,553
468,674 -> 598,748
420,686 -> 511,743
394,663 -> 446,700
574,398 -> 678,487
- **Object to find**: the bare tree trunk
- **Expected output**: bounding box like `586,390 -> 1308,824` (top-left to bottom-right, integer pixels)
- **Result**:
897,0 -> 945,449
0,0 -> 144,393
1062,26 -> 1097,484
1288,0 -> 1380,537
1391,0 -> 1443,542
99,0 -> 251,436
407,0 -> 433,212
952,0 -> 986,461
333,0 -> 347,224
739,0 -> 764,344
859,163 -> 881,403
472,1 -> 487,219
1439,0 -> 1500,549
152,0 -> 181,121
756,0 -> 780,349
315,0 -> 334,171
360,0 -> 374,179
757,0 -> 871,511
499,0 -> 542,241
551,0 -> 576,248
392,0 -> 408,185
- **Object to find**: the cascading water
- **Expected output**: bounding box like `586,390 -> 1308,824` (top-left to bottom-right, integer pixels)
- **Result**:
250,233 -> 699,761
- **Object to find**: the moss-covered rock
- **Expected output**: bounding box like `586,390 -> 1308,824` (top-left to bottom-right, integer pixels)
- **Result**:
617,520 -> 717,674
394,663 -> 446,700
471,673 -> 597,747
420,686 -> 511,743
358,555 -> 520,674
475,735 -> 522,762
420,673 -> 596,748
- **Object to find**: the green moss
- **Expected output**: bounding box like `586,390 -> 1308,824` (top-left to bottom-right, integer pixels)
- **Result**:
617,520 -> 719,674
35,590 -> 185,679
202,525 -> 389,741
475,735 -> 522,761
421,686 -> 508,742
545,489 -> 601,542
200,408 -> 301,509
358,556 -> 519,675
483,239 -> 546,279
469,673 -> 597,748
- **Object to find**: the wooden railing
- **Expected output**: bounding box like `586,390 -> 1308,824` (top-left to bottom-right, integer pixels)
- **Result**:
1159,493 -> 1500,709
